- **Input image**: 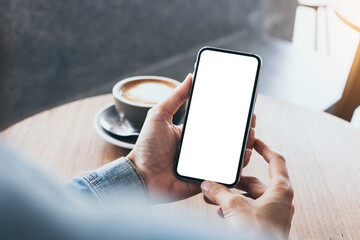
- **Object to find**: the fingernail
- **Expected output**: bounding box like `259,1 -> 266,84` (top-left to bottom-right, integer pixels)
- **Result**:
201,181 -> 213,193
217,208 -> 225,219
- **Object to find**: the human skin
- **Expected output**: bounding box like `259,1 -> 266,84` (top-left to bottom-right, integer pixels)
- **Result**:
127,73 -> 293,238
201,139 -> 294,239
127,73 -> 256,203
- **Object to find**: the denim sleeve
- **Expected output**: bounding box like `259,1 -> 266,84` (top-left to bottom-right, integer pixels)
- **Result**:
65,157 -> 148,202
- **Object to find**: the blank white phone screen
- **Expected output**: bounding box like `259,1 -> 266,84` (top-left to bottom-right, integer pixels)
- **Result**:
177,49 -> 259,185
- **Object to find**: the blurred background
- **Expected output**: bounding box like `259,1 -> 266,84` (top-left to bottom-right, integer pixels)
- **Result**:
0,0 -> 359,130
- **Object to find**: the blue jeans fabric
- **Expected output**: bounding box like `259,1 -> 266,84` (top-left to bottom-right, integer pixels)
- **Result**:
65,157 -> 148,202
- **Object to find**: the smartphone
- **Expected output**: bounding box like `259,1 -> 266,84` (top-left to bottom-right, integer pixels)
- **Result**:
174,47 -> 261,187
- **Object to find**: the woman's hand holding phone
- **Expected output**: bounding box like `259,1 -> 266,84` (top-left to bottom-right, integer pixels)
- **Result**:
126,71 -> 293,238
201,139 -> 294,239
127,73 -> 256,204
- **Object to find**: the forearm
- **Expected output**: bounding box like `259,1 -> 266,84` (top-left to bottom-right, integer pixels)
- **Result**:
65,157 -> 148,203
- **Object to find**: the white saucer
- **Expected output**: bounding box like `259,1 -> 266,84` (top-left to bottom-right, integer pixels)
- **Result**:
93,104 -> 136,149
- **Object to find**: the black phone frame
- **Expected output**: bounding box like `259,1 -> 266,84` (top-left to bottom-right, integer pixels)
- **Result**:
173,46 -> 262,187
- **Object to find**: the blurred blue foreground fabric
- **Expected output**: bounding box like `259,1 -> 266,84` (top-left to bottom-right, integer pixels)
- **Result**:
0,141 -> 268,240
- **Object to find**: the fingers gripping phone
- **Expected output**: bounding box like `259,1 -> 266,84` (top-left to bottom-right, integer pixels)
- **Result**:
174,47 -> 261,187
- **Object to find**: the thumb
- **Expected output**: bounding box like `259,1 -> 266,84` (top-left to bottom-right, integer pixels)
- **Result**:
201,181 -> 235,207
157,73 -> 192,116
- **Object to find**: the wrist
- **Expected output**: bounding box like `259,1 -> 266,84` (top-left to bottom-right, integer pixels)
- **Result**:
124,156 -> 149,187
126,155 -> 149,188
257,217 -> 290,240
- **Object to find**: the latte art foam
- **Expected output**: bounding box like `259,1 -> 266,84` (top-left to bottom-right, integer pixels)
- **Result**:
120,79 -> 177,105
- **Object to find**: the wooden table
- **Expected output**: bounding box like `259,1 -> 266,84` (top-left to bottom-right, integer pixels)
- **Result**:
2,94 -> 360,239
